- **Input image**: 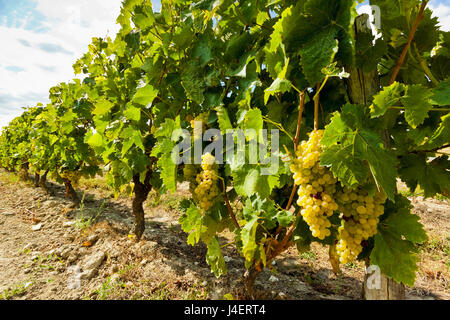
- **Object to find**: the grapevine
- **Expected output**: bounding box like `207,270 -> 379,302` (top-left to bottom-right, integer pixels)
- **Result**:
0,0 -> 447,299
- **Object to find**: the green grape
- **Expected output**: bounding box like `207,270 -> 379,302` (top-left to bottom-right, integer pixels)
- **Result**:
194,153 -> 221,212
183,163 -> 201,195
60,170 -> 81,186
335,187 -> 387,264
289,130 -> 339,240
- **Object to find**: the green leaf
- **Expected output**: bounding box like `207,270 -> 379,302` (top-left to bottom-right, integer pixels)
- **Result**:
241,217 -> 259,268
321,104 -> 397,199
154,139 -> 177,192
132,84 -> 159,106
401,84 -> 433,128
355,33 -> 387,72
243,108 -> 263,139
264,44 -> 288,80
399,154 -> 450,198
371,233 -> 419,286
154,117 -> 181,140
299,29 -> 339,85
371,196 -> 427,286
215,106 -> 233,133
124,104 -> 141,121
264,78 -> 292,104
132,12 -> 155,30
382,196 -> 427,244
87,133 -> 103,148
431,78 -> 450,106
370,82 -> 404,117
231,165 -> 278,199
417,114 -> 450,151
179,203 -> 203,246
192,35 -> 212,67
321,144 -> 369,186
206,236 -> 227,278
275,210 -> 294,228
93,99 -> 114,116
181,61 -> 205,104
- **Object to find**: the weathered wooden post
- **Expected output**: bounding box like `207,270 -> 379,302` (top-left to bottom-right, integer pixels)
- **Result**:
345,14 -> 405,300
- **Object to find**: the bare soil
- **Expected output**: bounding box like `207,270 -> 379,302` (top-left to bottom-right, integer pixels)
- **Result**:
0,170 -> 448,300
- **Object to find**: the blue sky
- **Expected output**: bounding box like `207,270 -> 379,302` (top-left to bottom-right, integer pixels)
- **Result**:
0,0 -> 448,129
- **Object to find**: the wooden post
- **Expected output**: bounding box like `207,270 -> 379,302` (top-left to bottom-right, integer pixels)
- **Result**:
345,14 -> 380,105
345,14 -> 405,300
362,264 -> 405,299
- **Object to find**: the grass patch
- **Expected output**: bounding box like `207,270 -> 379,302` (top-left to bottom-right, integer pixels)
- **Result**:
75,194 -> 106,231
0,282 -> 32,300
79,176 -> 112,191
299,251 -> 316,260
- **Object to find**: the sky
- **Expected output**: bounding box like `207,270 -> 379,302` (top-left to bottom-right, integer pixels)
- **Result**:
0,0 -> 449,129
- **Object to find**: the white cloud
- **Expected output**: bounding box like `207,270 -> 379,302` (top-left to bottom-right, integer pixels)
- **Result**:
0,0 -> 123,129
429,1 -> 450,32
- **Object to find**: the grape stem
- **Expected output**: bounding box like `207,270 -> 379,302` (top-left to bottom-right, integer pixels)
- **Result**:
389,0 -> 428,85
293,91 -> 306,152
220,178 -> 241,230
314,83 -> 321,130
273,91 -> 306,239
285,91 -> 306,212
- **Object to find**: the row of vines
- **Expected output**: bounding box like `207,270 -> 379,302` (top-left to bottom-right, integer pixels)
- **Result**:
1,0 -> 449,299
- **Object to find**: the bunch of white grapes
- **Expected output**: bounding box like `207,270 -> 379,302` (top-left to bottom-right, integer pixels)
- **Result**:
60,170 -> 81,186
335,187 -> 387,263
194,153 -> 220,211
289,130 -> 339,240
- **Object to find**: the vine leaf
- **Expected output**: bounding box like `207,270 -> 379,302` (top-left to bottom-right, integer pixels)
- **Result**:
232,165 -> 278,199
264,78 -> 292,104
132,84 -> 158,106
321,104 -> 397,199
181,61 -> 205,104
215,106 -> 233,133
416,114 -> 450,151
299,29 -> 339,85
206,236 -> 227,277
87,133 -> 103,148
93,99 -> 114,116
401,84 -> 433,128
151,117 -> 181,192
371,196 -> 427,286
124,104 -> 141,121
179,203 -> 203,246
241,217 -> 259,269
431,77 -> 450,106
370,82 -> 404,117
399,154 -> 450,198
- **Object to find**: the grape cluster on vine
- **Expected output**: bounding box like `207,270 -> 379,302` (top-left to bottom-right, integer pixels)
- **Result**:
194,153 -> 220,212
335,187 -> 387,263
60,170 -> 81,186
290,130 -> 339,240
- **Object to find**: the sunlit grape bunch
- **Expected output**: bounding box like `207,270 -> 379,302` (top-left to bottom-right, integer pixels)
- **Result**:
335,187 -> 387,264
289,130 -> 339,240
183,163 -> 201,194
60,170 -> 81,186
194,153 -> 221,212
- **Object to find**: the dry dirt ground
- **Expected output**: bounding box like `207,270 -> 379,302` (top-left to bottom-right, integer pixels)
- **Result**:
0,169 -> 448,300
